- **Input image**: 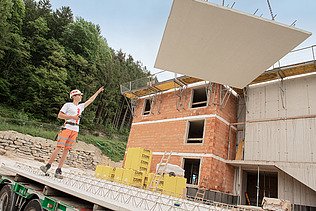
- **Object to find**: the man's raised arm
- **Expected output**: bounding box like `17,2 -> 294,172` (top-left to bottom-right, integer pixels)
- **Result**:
84,86 -> 104,108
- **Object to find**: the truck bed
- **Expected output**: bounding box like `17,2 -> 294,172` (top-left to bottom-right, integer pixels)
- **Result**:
1,160 -> 235,211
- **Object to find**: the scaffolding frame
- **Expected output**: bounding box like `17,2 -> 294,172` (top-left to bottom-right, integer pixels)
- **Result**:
120,74 -> 204,116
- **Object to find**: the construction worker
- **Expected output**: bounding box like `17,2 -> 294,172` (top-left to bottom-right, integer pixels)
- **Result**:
40,86 -> 104,179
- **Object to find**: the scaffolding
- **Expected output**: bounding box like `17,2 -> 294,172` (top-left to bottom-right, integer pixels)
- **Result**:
120,73 -> 203,100
251,45 -> 316,85
120,72 -> 204,116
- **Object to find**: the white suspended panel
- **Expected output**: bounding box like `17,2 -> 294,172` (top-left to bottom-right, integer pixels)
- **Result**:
155,0 -> 311,88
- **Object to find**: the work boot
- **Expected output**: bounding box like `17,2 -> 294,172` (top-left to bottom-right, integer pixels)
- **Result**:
54,168 -> 63,179
40,163 -> 51,173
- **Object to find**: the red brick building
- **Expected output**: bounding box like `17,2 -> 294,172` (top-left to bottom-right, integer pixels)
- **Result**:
124,79 -> 238,195
122,58 -> 316,209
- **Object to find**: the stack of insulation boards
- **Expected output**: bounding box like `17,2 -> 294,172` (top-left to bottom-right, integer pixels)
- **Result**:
144,172 -> 186,198
124,147 -> 152,173
95,147 -> 186,198
96,147 -> 151,188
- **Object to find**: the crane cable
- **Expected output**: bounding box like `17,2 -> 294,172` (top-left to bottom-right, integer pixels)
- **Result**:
266,0 -> 275,20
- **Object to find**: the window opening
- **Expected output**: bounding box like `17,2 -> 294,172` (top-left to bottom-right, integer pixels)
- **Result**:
143,99 -> 152,115
187,120 -> 205,143
183,158 -> 201,185
191,87 -> 207,108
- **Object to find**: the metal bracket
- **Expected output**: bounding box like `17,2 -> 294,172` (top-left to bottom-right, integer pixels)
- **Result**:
278,79 -> 286,109
176,85 -> 187,111
123,96 -> 137,118
131,98 -> 138,117
243,86 -> 249,114
220,85 -> 232,109
152,92 -> 162,114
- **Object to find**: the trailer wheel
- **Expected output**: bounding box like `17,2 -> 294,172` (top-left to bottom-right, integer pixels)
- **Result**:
24,199 -> 42,211
0,185 -> 13,211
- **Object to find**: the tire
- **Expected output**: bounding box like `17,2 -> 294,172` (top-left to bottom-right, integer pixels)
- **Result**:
23,199 -> 42,211
0,185 -> 13,211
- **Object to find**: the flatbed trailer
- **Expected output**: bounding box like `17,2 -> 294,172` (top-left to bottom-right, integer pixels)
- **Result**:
0,161 -> 246,211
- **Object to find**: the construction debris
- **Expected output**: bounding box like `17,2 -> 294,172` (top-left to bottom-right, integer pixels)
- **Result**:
262,197 -> 291,211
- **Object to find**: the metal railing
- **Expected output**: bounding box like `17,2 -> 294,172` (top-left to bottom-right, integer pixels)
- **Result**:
120,71 -> 183,95
270,45 -> 316,70
121,45 -> 316,96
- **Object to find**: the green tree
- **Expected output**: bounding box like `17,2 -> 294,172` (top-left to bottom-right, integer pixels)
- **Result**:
61,18 -> 112,126
0,0 -> 149,132
48,6 -> 73,40
19,16 -> 68,118
0,0 -> 30,103
0,0 -> 13,59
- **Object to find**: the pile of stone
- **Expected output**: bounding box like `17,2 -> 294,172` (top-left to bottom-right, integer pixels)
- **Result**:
0,131 -> 121,170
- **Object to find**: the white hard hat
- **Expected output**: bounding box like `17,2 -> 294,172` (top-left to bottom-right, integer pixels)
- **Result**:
69,89 -> 83,99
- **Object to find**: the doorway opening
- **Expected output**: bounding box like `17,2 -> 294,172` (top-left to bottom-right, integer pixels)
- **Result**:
246,172 -> 278,206
183,158 -> 201,185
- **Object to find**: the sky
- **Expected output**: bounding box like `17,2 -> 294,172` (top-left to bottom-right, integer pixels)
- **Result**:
51,0 -> 316,77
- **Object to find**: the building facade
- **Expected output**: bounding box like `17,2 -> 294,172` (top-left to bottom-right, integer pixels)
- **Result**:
126,82 -> 238,196
231,66 -> 316,208
123,61 -> 316,209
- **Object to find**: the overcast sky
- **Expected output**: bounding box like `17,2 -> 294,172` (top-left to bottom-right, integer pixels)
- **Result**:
51,0 -> 316,75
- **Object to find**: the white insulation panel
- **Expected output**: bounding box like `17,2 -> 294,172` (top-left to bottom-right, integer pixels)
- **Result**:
245,75 -> 316,163
244,119 -> 316,163
278,170 -> 316,206
155,0 -> 311,88
246,74 -> 316,121
245,74 -> 316,194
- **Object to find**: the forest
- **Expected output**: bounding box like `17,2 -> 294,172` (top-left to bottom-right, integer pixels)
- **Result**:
0,0 -> 148,133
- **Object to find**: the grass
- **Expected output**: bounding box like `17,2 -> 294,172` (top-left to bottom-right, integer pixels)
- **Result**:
80,134 -> 127,162
0,105 -> 127,162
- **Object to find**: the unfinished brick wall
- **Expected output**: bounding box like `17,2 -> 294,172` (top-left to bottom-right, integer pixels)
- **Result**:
201,158 -> 235,193
126,83 -> 238,194
213,118 -> 237,160
132,85 -> 220,121
128,118 -> 213,152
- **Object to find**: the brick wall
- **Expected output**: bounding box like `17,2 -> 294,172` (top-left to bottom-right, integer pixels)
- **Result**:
127,83 -> 238,194
132,86 -> 216,122
201,158 -> 235,193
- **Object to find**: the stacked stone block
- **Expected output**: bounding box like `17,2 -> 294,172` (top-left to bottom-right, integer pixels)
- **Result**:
0,131 -> 101,170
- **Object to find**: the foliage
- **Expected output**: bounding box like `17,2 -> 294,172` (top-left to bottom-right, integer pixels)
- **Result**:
0,0 -> 12,59
0,0 -> 148,131
0,0 -> 150,160
80,135 -> 126,162
0,104 -> 33,120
